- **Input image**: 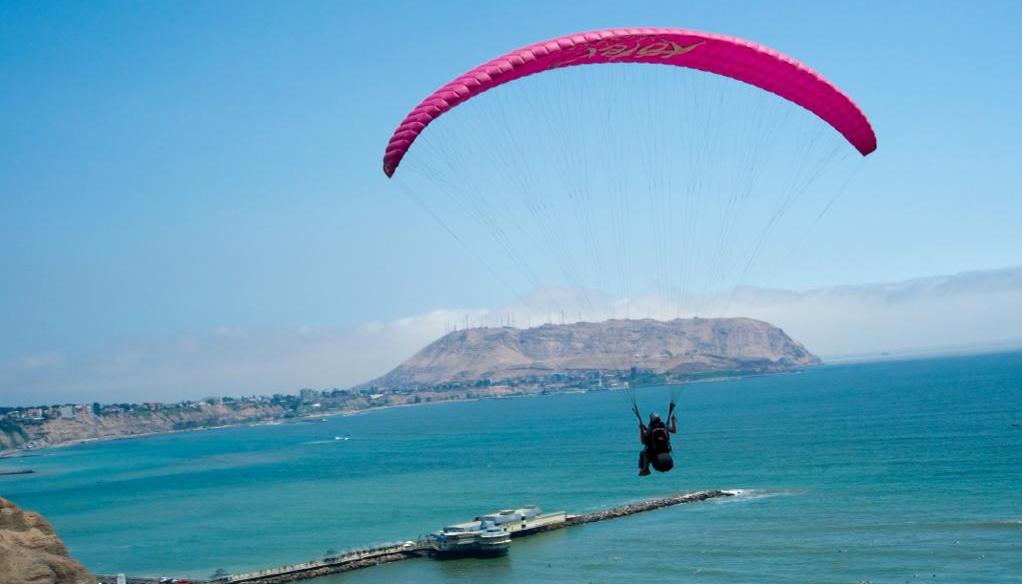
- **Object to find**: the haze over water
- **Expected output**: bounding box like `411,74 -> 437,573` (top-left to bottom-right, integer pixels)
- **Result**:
2,353 -> 1020,582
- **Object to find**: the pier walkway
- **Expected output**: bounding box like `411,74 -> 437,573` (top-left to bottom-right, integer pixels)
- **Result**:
217,541 -> 430,583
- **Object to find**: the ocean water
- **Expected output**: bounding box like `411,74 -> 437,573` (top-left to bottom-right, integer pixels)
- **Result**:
2,352 -> 1021,583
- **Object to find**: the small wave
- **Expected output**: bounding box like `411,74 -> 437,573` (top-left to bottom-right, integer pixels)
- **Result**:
303,436 -> 352,445
718,488 -> 802,502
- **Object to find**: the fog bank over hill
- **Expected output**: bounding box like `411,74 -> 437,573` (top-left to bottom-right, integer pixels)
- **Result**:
2,268 -> 1020,405
728,267 -> 1022,360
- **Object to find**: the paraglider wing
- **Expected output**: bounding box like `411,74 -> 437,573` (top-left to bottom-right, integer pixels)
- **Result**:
383,27 -> 876,177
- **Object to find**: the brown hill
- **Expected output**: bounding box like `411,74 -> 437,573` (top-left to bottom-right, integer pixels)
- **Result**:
363,317 -> 818,390
0,497 -> 96,584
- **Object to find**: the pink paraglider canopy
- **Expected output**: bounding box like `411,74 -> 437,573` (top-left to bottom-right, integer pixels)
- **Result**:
383,27 -> 876,177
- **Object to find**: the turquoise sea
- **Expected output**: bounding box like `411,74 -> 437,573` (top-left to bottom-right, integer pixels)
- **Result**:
2,352 -> 1021,583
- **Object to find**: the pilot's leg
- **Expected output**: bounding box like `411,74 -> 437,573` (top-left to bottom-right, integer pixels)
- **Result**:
638,450 -> 651,476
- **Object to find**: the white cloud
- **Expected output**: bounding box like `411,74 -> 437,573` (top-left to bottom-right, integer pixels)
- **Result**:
2,268 -> 1020,405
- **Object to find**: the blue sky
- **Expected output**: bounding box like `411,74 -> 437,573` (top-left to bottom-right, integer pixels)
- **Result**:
1,1 -> 1020,402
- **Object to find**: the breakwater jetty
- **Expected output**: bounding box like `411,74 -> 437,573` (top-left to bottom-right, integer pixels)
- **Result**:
102,489 -> 732,584
569,489 -> 731,526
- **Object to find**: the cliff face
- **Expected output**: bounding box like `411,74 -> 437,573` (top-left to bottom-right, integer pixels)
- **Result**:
365,317 -> 819,390
3,402 -> 288,452
0,497 -> 96,584
0,425 -> 30,450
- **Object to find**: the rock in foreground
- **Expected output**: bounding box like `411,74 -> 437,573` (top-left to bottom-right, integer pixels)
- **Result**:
0,497 -> 96,584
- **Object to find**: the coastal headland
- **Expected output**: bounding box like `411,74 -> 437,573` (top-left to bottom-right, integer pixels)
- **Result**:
1,318 -> 816,454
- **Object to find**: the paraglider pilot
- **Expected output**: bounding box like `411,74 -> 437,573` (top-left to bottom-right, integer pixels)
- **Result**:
634,402 -> 677,476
